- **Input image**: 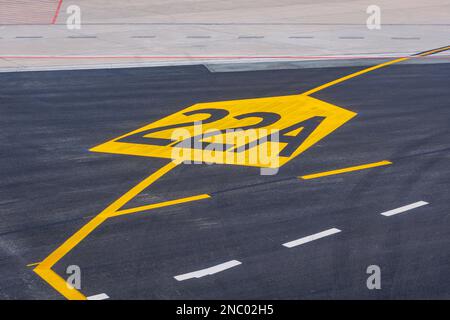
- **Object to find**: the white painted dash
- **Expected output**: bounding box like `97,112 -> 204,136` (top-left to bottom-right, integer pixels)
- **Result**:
87,293 -> 109,300
282,228 -> 341,248
380,201 -> 429,217
174,260 -> 241,281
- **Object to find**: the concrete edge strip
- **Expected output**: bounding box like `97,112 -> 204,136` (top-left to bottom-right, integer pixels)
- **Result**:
1,55 -> 450,74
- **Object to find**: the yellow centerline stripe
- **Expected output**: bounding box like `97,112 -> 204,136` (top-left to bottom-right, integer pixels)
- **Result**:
36,213 -> 110,271
301,57 -> 409,96
299,160 -> 392,180
301,45 -> 450,96
34,160 -> 181,300
416,45 -> 450,57
111,194 -> 211,217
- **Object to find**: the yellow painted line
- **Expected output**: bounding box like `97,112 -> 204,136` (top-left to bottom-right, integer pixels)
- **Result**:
34,160 -> 181,300
301,45 -> 450,96
36,214 -> 110,271
96,160 -> 182,216
26,262 -> 41,267
299,160 -> 392,180
111,194 -> 211,217
34,213 -> 112,300
34,267 -> 86,300
35,47 -> 449,300
91,95 -> 356,168
301,57 -> 409,96
416,45 -> 450,57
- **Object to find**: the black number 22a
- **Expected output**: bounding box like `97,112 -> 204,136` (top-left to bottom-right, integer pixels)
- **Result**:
116,108 -> 325,157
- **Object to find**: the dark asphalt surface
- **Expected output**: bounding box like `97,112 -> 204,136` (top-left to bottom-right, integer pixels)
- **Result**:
0,62 -> 449,299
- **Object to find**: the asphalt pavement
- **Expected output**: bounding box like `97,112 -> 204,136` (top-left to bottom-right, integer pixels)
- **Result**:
0,61 -> 449,299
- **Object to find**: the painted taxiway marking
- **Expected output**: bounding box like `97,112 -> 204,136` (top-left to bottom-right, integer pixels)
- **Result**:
34,160 -> 183,300
414,45 -> 450,57
300,160 -> 392,180
33,45 -> 450,300
87,293 -> 109,300
90,95 -> 356,168
300,58 -> 409,96
282,228 -> 341,248
380,201 -> 429,217
111,194 -> 211,217
174,260 -> 242,281
296,46 -> 444,95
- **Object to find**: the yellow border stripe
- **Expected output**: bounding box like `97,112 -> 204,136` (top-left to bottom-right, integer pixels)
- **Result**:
300,160 -> 392,180
111,194 -> 211,217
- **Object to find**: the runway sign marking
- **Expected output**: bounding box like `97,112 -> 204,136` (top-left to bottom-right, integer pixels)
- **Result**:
37,46 -> 450,299
380,201 -> 429,217
282,228 -> 341,248
174,260 -> 242,281
300,160 -> 392,179
91,95 -> 356,168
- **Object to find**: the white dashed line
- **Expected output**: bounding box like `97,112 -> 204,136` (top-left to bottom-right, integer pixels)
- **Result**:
282,228 -> 341,248
380,201 -> 429,217
174,260 -> 242,281
87,293 -> 109,300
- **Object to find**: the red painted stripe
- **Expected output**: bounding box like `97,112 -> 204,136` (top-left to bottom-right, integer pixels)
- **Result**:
51,0 -> 63,24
